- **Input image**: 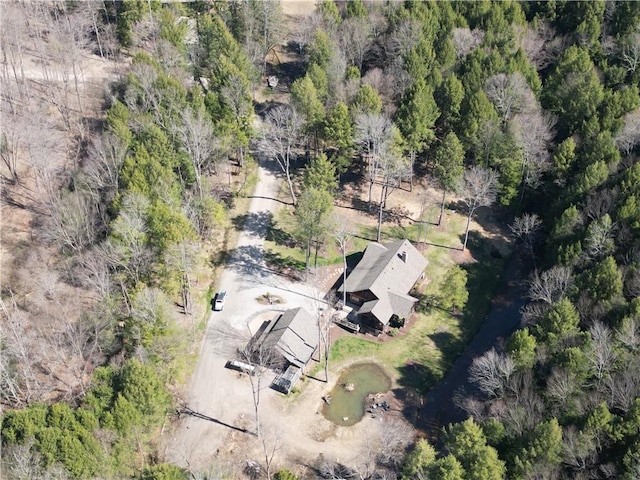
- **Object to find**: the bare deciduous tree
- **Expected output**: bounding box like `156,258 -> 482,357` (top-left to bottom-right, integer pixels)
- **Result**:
383,18 -> 422,65
492,370 -> 544,436
1,441 -> 72,480
584,214 -> 615,260
457,166 -> 499,251
469,348 -> 515,399
546,368 -> 578,411
290,12 -> 323,54
101,193 -> 153,288
319,461 -> 358,480
44,191 -> 98,254
620,31 -> 640,74
376,417 -> 415,470
615,109 -> 640,156
375,147 -> 411,242
605,367 -> 640,413
586,321 -> 617,387
485,73 -> 534,123
175,106 -> 218,198
0,294 -> 41,406
354,113 -> 394,207
562,426 -> 596,471
333,218 -> 352,307
516,21 -> 568,70
243,0 -> 285,76
259,105 -> 305,206
451,27 -> 484,59
256,421 -> 282,480
510,213 -> 542,261
124,60 -> 161,116
130,286 -> 174,347
237,340 -> 279,438
0,112 -> 25,185
165,241 -> 199,317
512,110 -> 555,198
340,17 -> 373,71
528,266 -> 573,305
74,250 -> 112,299
616,316 -> 640,352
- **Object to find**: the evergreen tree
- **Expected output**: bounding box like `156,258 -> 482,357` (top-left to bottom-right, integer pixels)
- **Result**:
443,418 -> 506,480
324,102 -> 354,172
303,153 -> 338,193
433,132 -> 465,225
506,328 -> 537,370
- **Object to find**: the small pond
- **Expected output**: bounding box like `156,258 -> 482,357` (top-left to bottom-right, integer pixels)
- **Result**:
322,362 -> 391,426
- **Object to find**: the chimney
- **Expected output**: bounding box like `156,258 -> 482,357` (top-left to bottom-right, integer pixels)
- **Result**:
399,251 -> 407,263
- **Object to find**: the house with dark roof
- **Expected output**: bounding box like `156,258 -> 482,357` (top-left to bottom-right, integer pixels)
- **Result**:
338,239 -> 428,333
252,307 -> 318,393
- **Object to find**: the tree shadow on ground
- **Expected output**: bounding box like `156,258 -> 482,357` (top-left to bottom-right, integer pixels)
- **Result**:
226,244 -> 274,281
392,384 -> 425,425
459,231 -> 510,336
267,60 -> 306,88
346,195 -> 376,218
263,250 -> 305,279
178,406 -> 250,434
429,331 -> 464,371
265,220 -> 296,247
396,361 -> 440,397
231,211 -> 274,238
253,99 -> 288,118
449,200 -> 507,238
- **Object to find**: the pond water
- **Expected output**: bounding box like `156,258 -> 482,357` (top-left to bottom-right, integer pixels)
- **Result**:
322,362 -> 391,426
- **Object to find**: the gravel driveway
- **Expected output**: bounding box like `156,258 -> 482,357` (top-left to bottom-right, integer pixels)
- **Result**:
164,160 -> 326,469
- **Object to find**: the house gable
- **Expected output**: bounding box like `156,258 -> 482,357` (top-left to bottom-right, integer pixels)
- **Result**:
257,307 -> 318,368
340,239 -> 427,327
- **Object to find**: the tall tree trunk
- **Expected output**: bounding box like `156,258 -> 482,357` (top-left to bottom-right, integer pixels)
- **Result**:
314,238 -> 320,269
305,237 -> 311,279
438,188 -> 446,226
342,248 -> 347,306
376,184 -> 386,242
367,176 -> 374,210
324,331 -> 330,382
409,150 -> 415,192
182,273 -> 191,315
462,211 -> 472,251
284,151 -> 297,206
249,374 -> 262,437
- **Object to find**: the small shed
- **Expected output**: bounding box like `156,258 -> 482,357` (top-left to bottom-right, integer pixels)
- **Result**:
252,307 -> 318,393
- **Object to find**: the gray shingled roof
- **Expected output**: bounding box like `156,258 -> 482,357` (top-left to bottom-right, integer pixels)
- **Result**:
339,239 -> 428,326
258,307 -> 318,368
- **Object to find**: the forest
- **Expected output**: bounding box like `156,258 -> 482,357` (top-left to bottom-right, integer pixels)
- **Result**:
1,0 -> 639,479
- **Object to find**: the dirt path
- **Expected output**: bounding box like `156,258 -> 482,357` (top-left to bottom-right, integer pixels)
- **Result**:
417,250 -> 532,437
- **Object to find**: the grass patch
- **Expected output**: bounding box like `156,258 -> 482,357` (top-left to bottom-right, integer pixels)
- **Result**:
325,213 -> 510,395
263,196 -> 510,396
458,232 -> 509,340
329,308 -> 460,395
264,208 -> 370,269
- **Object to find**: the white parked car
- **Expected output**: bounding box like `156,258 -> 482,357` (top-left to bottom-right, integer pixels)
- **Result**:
213,291 -> 227,311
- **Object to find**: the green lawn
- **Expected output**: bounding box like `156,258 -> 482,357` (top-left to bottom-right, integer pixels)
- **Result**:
330,213 -> 509,394
266,201 -> 510,395
264,207 -> 370,269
